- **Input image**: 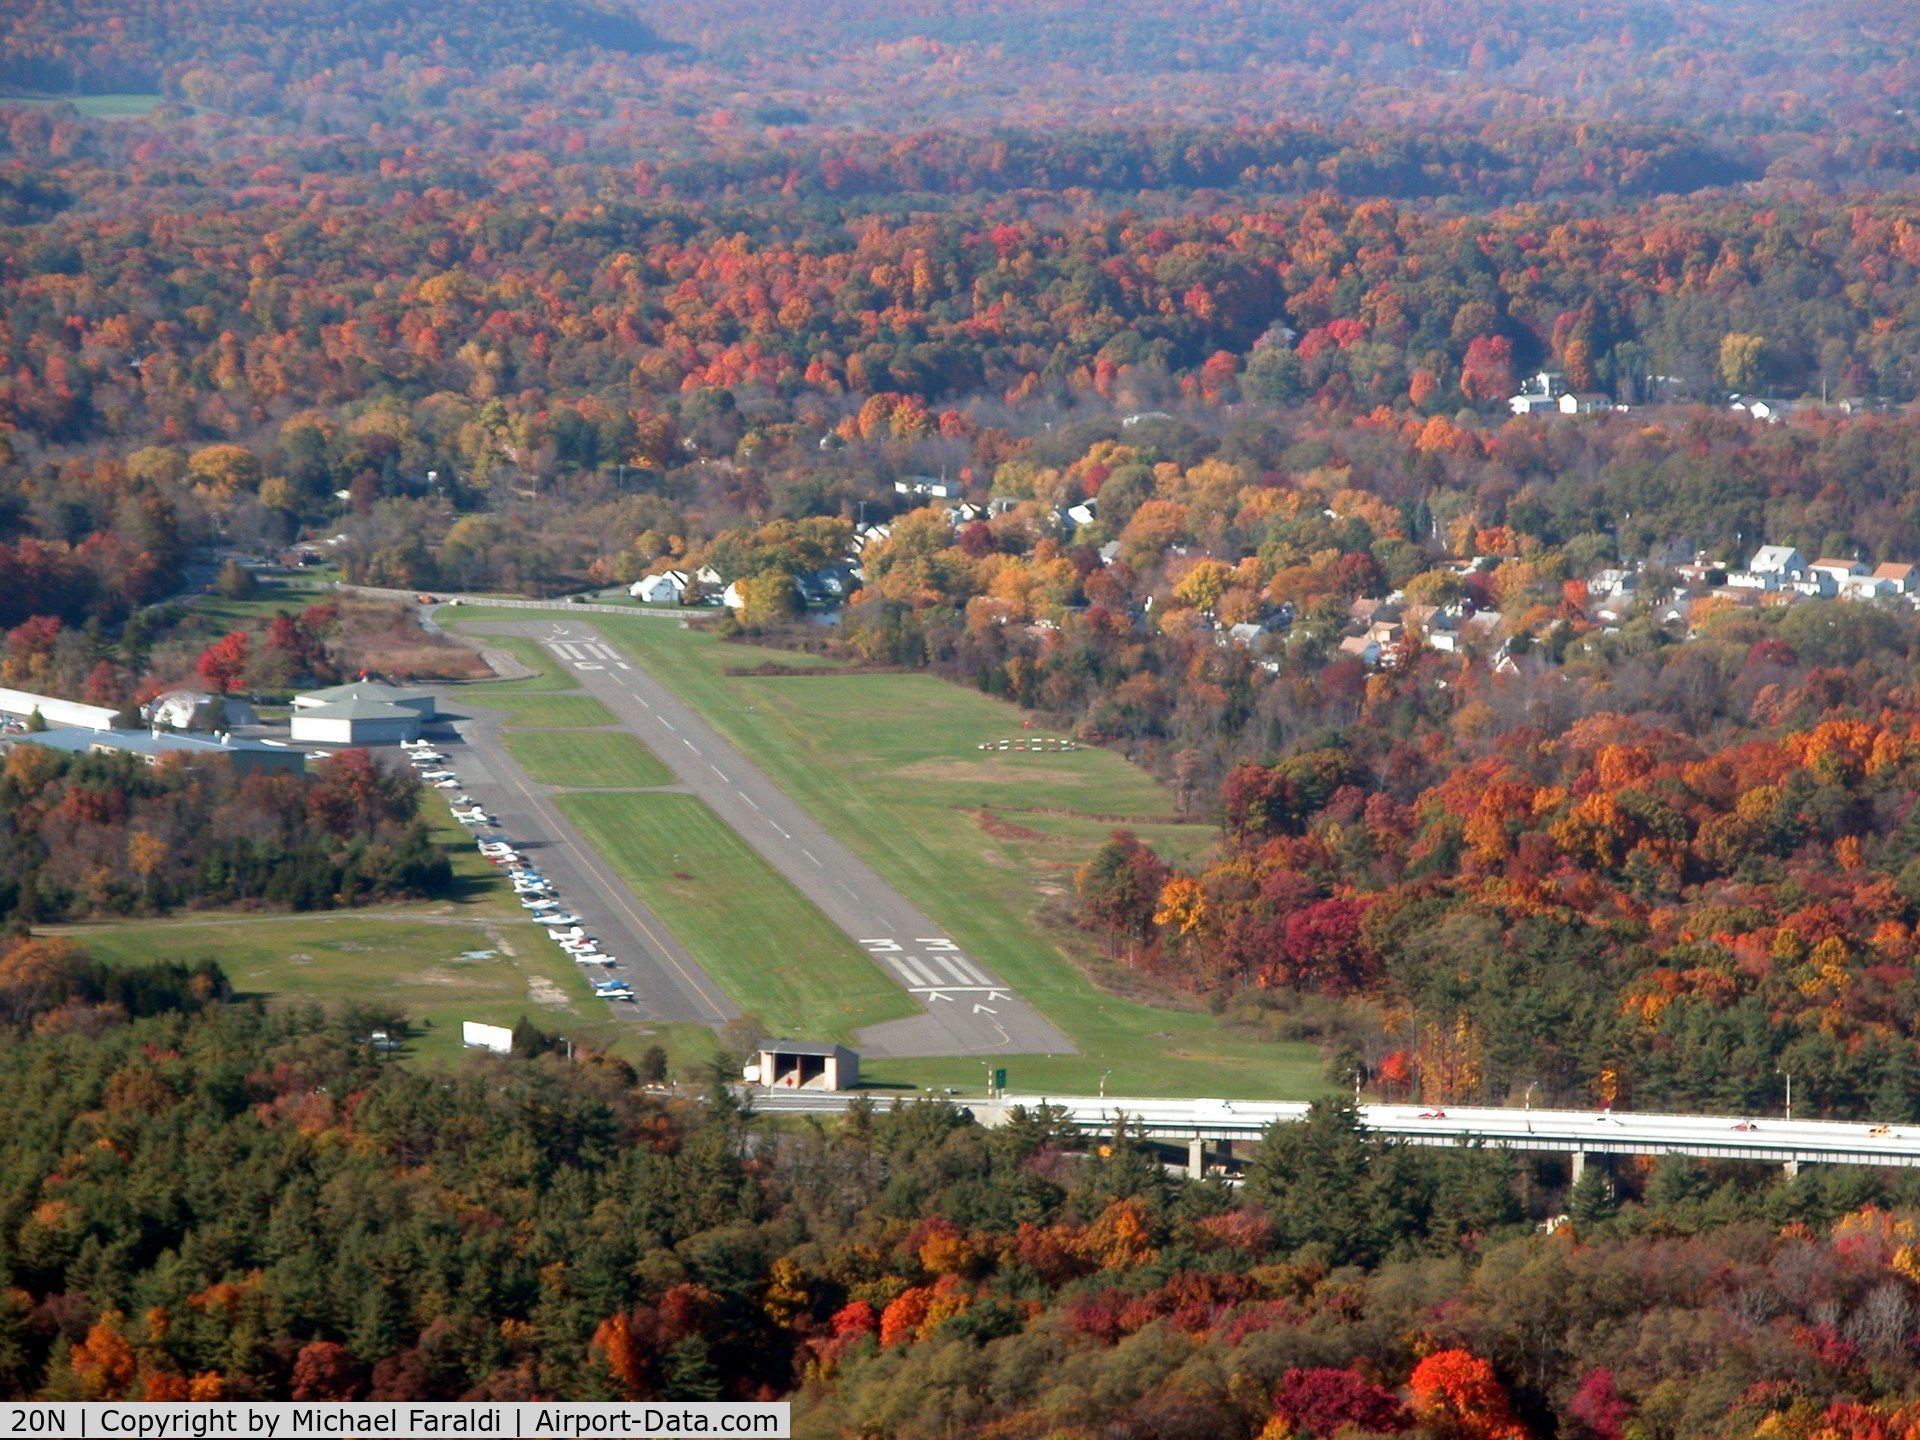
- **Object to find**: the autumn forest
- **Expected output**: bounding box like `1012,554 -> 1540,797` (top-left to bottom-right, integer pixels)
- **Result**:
11,0 -> 1920,1432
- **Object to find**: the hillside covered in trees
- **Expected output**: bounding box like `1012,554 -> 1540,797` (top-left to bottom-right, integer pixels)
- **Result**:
6,971 -> 1920,1436
0,746 -> 451,923
13,0 -> 1920,1420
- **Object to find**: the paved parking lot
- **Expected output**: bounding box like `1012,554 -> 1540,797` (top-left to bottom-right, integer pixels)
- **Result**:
406,717 -> 739,1029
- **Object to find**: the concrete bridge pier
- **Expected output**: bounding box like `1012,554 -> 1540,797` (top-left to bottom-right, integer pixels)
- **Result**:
1570,1150 -> 1589,1185
1188,1136 -> 1207,1178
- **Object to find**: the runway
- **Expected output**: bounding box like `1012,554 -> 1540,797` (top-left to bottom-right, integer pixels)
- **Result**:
473,619 -> 1075,1059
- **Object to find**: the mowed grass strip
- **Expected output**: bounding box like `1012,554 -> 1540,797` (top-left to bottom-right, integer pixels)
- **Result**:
558,791 -> 915,1040
502,729 -> 674,789
460,693 -> 615,729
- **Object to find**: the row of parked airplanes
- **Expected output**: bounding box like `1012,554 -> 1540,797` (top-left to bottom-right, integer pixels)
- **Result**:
398,739 -> 636,1005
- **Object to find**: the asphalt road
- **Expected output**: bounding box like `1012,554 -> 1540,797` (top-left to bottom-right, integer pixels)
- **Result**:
479,618 -> 1076,1060
419,705 -> 740,1030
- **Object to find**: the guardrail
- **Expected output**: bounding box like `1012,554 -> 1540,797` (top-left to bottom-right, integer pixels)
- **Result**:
997,1095 -> 1920,1172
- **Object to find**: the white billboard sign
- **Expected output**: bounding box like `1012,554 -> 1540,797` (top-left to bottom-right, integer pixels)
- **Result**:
462,1020 -> 514,1053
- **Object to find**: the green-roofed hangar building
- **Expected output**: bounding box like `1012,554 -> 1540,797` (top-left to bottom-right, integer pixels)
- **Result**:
289,681 -> 435,745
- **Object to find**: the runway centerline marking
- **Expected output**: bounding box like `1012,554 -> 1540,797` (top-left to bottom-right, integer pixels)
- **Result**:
738,792 -> 759,810
710,764 -> 729,782
801,848 -> 822,866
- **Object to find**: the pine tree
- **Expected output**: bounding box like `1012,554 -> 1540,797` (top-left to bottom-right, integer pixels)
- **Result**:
660,1337 -> 722,1401
1567,1164 -> 1617,1226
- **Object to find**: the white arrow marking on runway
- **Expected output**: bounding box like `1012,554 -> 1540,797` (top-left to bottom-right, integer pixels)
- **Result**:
710,764 -> 729,782
926,991 -> 952,1004
987,990 -> 1009,1001
973,1003 -> 998,1015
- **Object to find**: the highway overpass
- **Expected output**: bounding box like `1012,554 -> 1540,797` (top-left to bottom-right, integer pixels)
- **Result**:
749,1089 -> 1920,1177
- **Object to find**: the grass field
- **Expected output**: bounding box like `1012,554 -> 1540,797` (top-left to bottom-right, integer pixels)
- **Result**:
59,911 -> 601,1067
57,800 -> 728,1077
456,692 -> 614,729
559,790 -> 916,1040
503,729 -> 674,789
12,93 -> 164,116
189,578 -> 332,632
450,633 -> 581,692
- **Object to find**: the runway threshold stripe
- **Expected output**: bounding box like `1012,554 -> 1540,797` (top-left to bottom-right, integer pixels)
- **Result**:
896,955 -> 940,986
948,954 -> 991,985
935,955 -> 983,985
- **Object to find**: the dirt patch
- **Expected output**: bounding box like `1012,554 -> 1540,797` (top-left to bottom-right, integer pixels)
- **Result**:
973,809 -> 1050,841
331,595 -> 492,681
1003,805 -> 1200,826
527,977 -> 570,1006
400,968 -> 467,987
723,661 -> 869,677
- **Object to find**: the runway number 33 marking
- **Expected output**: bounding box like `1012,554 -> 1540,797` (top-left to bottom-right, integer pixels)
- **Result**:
860,937 -> 960,952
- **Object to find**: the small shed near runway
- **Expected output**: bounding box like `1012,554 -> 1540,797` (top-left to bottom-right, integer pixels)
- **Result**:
750,1040 -> 859,1091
